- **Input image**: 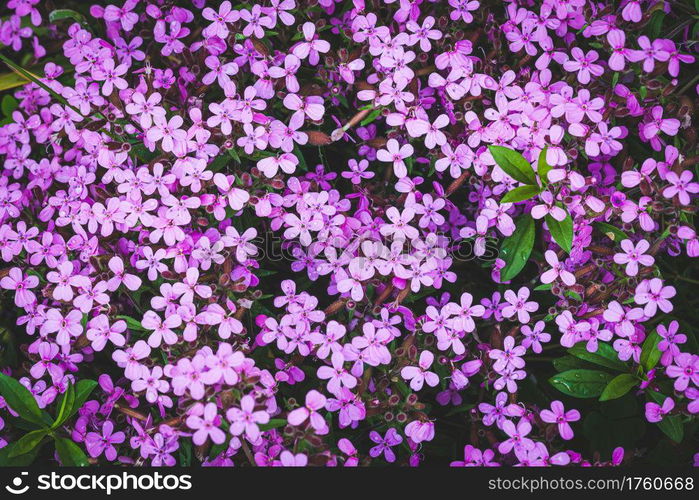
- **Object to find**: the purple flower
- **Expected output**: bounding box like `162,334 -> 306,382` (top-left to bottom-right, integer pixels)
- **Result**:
85,421 -> 125,461
369,428 -> 403,463
540,401 -> 580,440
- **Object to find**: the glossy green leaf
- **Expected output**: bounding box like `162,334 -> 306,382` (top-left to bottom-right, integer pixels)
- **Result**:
0,441 -> 40,466
549,369 -> 615,398
0,372 -> 47,427
9,429 -> 48,458
639,331 -> 662,372
546,211 -> 573,253
500,185 -> 541,204
52,381 -> 75,428
537,147 -> 553,182
1,95 -> 18,117
258,418 -> 287,431
567,342 -> 627,372
67,380 -> 99,422
360,108 -> 382,126
116,315 -> 146,331
49,9 -> 88,25
293,145 -> 308,172
498,214 -> 535,282
488,145 -> 537,185
0,71 -> 29,91
657,414 -> 684,443
647,391 -> 683,443
55,437 -> 90,466
552,355 -> 590,372
599,374 -> 639,401
594,222 -> 628,242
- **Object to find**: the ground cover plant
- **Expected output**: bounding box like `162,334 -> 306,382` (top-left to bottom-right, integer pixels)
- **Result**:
0,0 -> 697,467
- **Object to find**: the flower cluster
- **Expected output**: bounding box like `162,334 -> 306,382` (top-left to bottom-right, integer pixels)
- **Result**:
0,0 -> 697,467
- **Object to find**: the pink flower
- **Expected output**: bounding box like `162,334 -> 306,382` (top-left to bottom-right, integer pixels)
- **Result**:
317,351 -> 357,394
85,421 -> 125,461
91,59 -> 128,96
186,403 -> 226,446
634,278 -> 675,317
540,401 -> 580,440
107,256 -> 142,292
501,287 -> 539,324
86,315 -> 126,352
645,397 -> 674,423
202,0 -> 240,39
657,321 -> 686,365
498,418 -> 535,454
563,48 -> 604,84
404,420 -> 435,444
540,250 -> 575,286
603,300 -> 644,337
401,350 -> 439,391
341,158 -> 374,184
613,239 -> 654,276
227,395 -> 270,442
556,311 -> 591,348
521,321 -> 551,354
634,36 -> 670,73
376,139 -> 414,179
287,390 -> 328,434
479,392 -> 525,428
369,428 -> 403,463
292,22 -> 330,65
662,171 -> 699,206
131,366 -> 169,404
42,308 -> 83,346
666,354 -> 699,391
46,261 -> 90,301
0,267 -> 38,307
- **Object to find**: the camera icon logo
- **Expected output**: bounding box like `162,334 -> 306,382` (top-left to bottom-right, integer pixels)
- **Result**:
5,472 -> 29,495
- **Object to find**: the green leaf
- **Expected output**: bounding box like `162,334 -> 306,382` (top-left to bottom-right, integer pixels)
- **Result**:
1,95 -> 18,117
9,429 -> 48,457
0,327 -> 18,367
567,342 -> 627,372
293,144 -> 308,172
594,222 -> 628,242
52,381 -> 76,428
639,331 -> 662,372
131,143 -> 158,163
657,414 -> 684,443
647,392 -> 683,443
55,437 -> 90,466
0,70 -> 29,91
549,369 -> 615,398
599,374 -> 639,401
116,315 -> 146,331
546,211 -> 573,253
67,380 -> 98,422
49,9 -> 88,25
0,441 -> 40,466
500,185 -> 541,204
259,418 -> 287,431
537,147 -> 553,182
553,355 -> 590,372
488,145 -> 537,185
178,440 -> 192,466
498,214 -> 535,282
0,372 -> 47,427
360,108 -> 382,126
